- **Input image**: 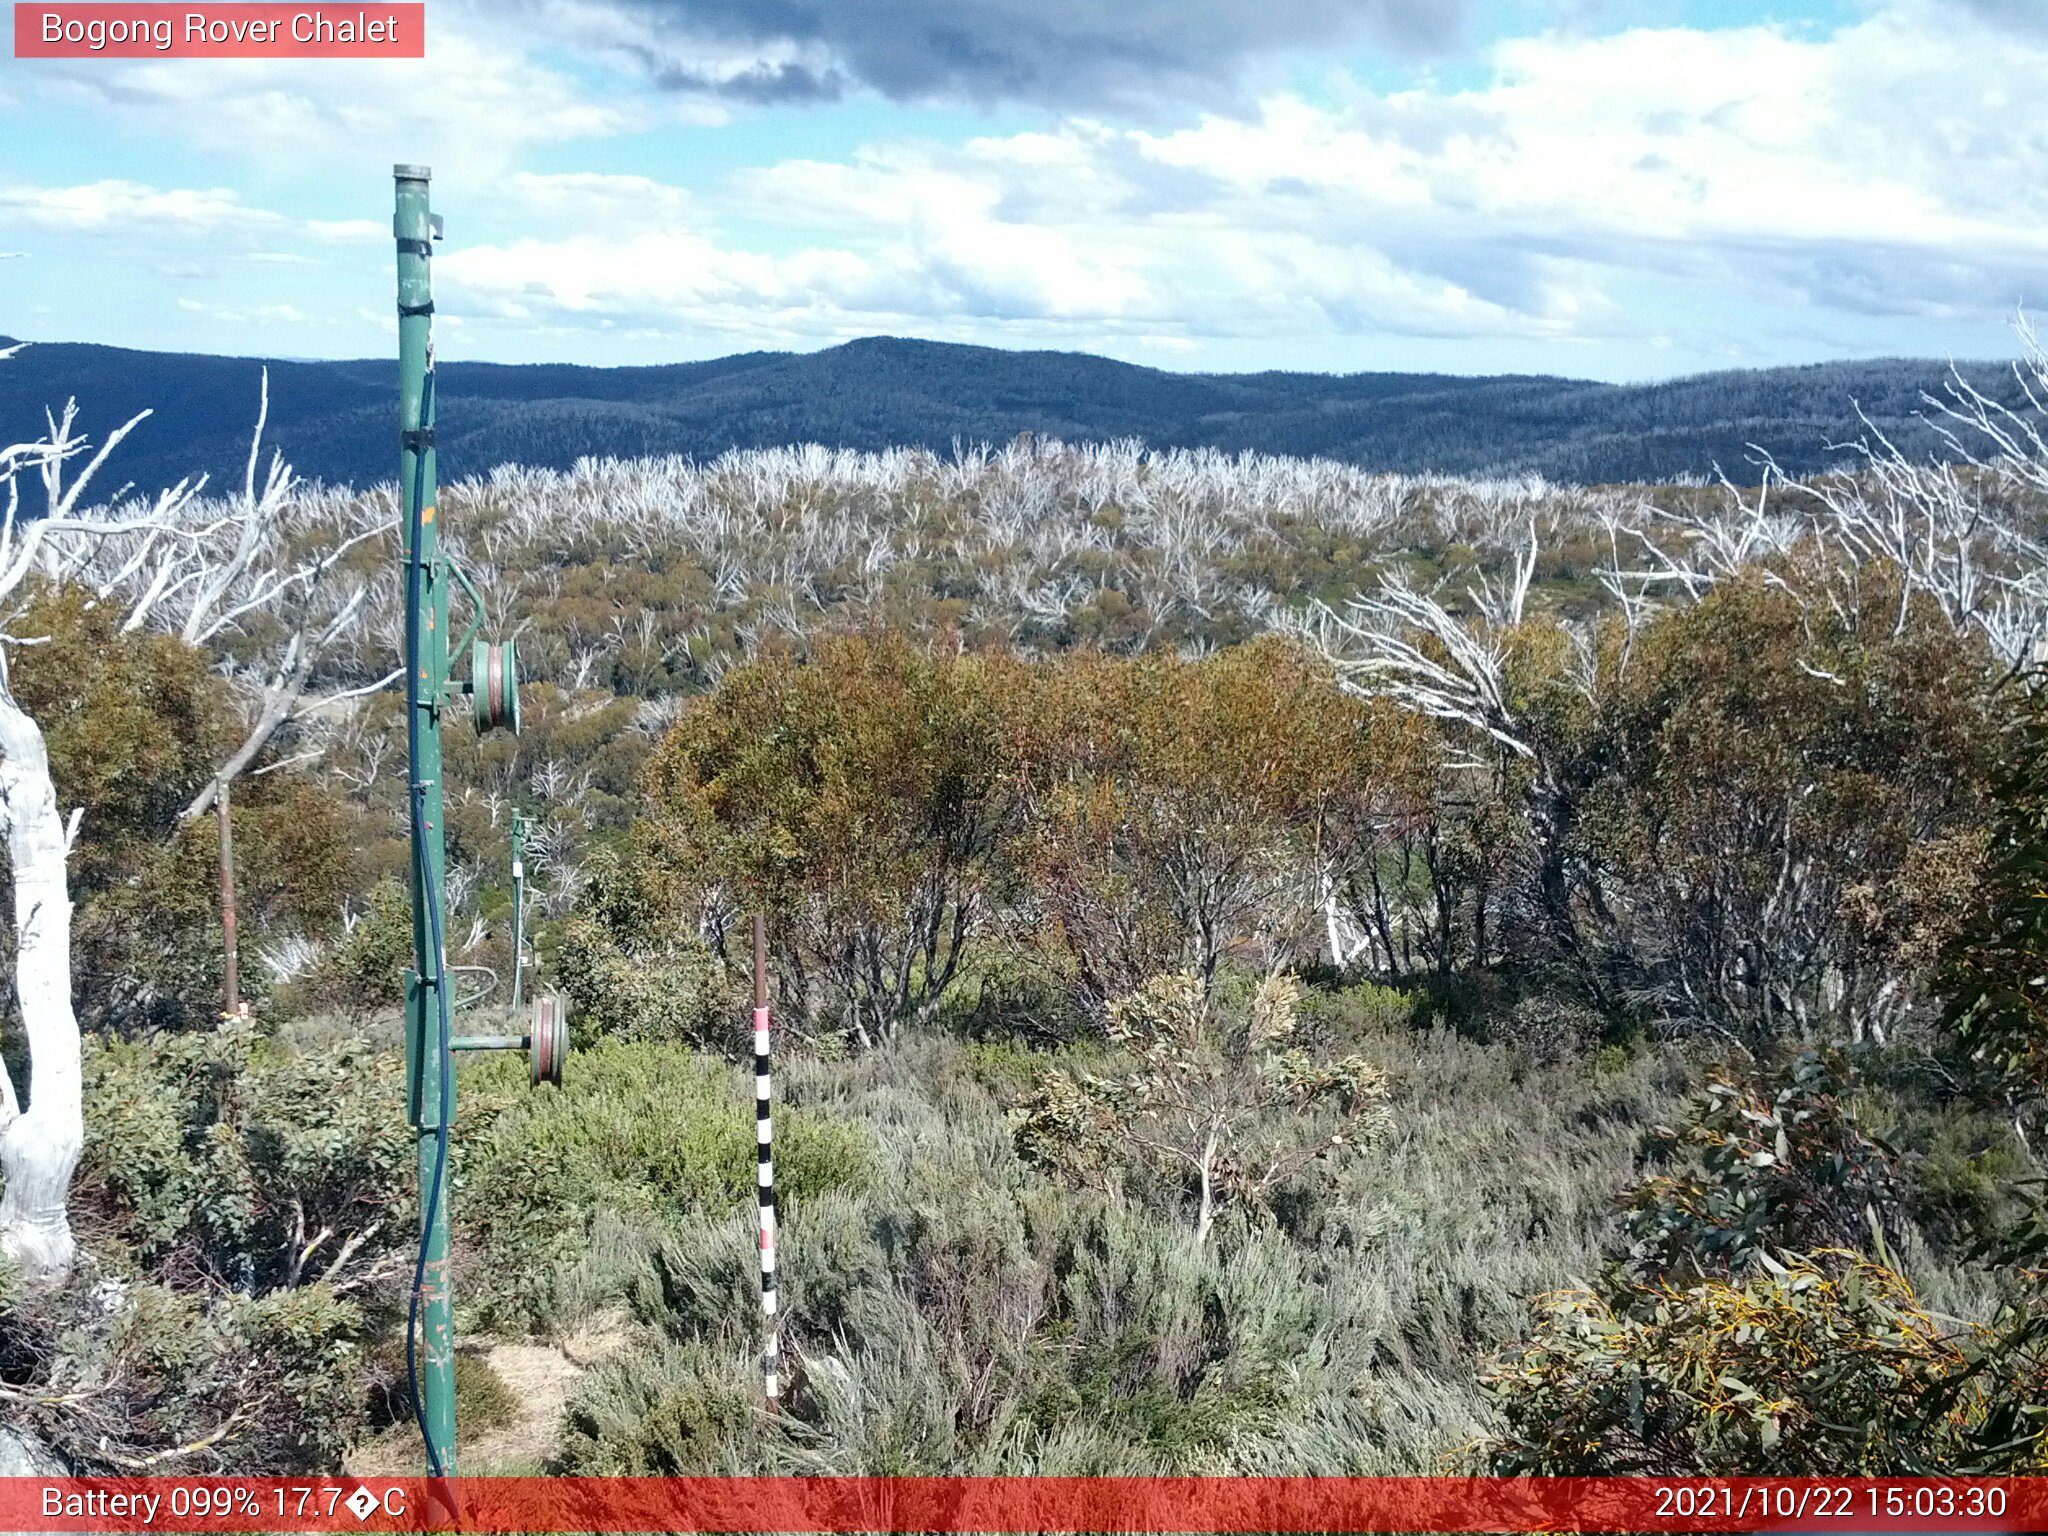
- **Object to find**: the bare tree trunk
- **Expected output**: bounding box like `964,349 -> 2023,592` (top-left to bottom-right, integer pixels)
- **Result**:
217,775 -> 238,1017
1195,1121 -> 1220,1245
181,649 -> 310,821
0,692 -> 81,1281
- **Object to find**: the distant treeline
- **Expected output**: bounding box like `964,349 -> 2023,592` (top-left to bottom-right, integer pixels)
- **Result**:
0,333 -> 2023,495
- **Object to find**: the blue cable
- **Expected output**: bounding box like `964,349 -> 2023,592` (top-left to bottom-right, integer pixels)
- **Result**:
402,365 -> 453,1479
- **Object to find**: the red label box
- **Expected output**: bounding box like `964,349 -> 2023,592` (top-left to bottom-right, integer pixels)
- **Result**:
0,1476 -> 2037,1533
14,4 -> 425,58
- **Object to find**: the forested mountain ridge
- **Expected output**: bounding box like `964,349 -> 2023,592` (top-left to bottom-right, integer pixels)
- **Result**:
0,332 -> 2017,494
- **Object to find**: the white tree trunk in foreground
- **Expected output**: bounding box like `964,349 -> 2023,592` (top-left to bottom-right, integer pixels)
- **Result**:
0,690 -> 80,1280
0,364 -> 392,1281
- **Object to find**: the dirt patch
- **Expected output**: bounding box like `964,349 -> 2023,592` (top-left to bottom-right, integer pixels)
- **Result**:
347,1313 -> 629,1476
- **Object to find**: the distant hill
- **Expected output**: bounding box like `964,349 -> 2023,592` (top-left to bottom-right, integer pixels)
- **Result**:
0,334 -> 2018,495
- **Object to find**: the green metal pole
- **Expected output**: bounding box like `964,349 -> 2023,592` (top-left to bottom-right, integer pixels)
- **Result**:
511,811 -> 527,1010
395,162 -> 456,1478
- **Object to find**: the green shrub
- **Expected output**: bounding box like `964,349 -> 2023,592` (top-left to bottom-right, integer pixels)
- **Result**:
2,1275 -> 367,1473
554,849 -> 728,1046
1890,1103 -> 2033,1258
1296,978 -> 1416,1043
1474,1045 -> 2048,1476
77,1019 -> 410,1291
1490,994 -> 1600,1065
1620,1051 -> 1902,1284
1014,970 -> 1393,1241
554,1338 -> 754,1473
454,1352 -> 519,1433
518,1022 -> 1688,1476
230,1284 -> 372,1468
1940,667 -> 2048,1136
939,941 -> 1085,1045
638,634 -> 1032,1045
304,878 -> 413,1020
1481,1255 -> 1988,1473
461,1040 -> 879,1325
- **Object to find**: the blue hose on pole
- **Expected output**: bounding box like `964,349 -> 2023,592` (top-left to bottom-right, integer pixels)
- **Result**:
403,366 -> 453,1479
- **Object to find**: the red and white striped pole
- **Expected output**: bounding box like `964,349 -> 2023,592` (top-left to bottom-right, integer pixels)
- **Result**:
753,913 -> 779,1410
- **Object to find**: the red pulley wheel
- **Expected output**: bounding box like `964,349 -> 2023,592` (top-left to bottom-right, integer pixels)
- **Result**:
530,993 -> 568,1088
472,638 -> 522,735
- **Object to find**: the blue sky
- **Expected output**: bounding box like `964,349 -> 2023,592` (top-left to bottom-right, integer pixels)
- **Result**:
0,0 -> 2037,380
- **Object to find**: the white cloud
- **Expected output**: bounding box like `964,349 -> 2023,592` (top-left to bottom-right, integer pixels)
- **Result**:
500,172 -> 702,232
430,4 -> 2047,352
303,219 -> 387,244
0,180 -> 283,234
0,180 -> 401,263
18,4 -> 645,180
176,299 -> 310,325
8,0 -> 2038,369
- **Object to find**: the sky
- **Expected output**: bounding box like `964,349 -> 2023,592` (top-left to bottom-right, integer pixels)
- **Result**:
0,0 -> 2040,380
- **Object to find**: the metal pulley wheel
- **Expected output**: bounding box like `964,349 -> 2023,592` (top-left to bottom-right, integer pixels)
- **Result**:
473,638 -> 522,735
530,992 -> 568,1088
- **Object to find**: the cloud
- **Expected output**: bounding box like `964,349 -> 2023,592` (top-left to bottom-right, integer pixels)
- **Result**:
15,4 -> 645,179
1956,0 -> 2048,33
440,141 -> 1580,349
553,0 -> 1470,113
0,180 -> 425,271
501,172 -> 702,232
176,299 -> 310,325
303,220 -> 387,243
0,179 -> 285,234
432,3 -> 2048,356
8,0 -> 2035,373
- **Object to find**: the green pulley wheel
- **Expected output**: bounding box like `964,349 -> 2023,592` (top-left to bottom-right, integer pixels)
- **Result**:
473,638 -> 521,734
529,993 -> 568,1088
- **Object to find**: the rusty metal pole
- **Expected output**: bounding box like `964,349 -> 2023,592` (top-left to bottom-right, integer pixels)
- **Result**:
753,913 -> 778,1409
216,774 -> 239,1018
511,810 -> 528,1010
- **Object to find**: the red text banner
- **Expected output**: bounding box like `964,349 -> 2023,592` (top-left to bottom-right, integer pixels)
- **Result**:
0,1476 -> 2038,1533
14,5 -> 425,58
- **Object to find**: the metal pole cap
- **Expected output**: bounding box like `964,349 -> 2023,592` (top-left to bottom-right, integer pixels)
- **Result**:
394,163 -> 433,180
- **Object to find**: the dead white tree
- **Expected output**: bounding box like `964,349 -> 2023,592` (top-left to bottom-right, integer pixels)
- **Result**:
121,372 -> 397,821
0,365 -> 386,1280
0,396 -> 213,1280
1309,529 -> 1540,769
1622,318 -> 2048,669
1789,339 -> 2048,667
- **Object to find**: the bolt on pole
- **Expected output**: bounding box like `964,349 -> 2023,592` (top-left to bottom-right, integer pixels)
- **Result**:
395,161 -> 457,1478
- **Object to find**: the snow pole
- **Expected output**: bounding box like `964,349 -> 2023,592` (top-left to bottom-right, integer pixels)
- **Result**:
754,912 -> 779,1409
